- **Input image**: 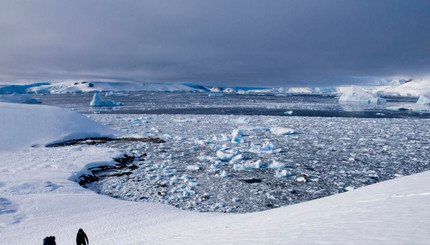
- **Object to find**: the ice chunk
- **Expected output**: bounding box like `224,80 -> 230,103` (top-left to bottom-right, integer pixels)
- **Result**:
216,148 -> 241,161
250,142 -> 278,154
229,154 -> 244,164
186,165 -> 201,171
231,129 -> 245,143
233,160 -> 267,170
268,160 -> 286,169
339,86 -> 385,104
220,170 -> 231,178
274,169 -> 293,178
270,127 -> 295,136
90,92 -> 122,107
416,95 -> 430,105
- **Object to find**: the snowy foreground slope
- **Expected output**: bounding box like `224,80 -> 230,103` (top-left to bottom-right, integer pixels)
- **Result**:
1,103 -> 429,244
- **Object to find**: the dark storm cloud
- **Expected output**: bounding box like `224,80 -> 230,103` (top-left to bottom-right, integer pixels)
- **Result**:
0,0 -> 429,86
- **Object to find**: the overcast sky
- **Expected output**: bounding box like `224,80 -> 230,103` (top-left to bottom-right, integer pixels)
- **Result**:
0,0 -> 429,86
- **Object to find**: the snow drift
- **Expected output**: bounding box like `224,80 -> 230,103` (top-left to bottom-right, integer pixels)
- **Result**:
0,102 -> 118,150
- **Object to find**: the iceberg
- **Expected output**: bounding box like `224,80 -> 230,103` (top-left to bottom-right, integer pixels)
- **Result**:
90,92 -> 122,107
416,95 -> 430,105
339,86 -> 385,104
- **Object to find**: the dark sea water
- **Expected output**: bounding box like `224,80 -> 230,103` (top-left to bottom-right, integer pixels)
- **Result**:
30,92 -> 429,118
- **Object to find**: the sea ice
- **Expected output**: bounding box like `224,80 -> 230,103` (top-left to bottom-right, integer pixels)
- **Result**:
274,169 -> 293,178
270,127 -> 295,136
249,142 -> 277,153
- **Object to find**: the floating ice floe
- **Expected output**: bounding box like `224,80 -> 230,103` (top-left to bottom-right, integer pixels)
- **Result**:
249,142 -> 280,154
270,127 -> 296,136
90,92 -> 123,107
229,154 -> 244,164
216,148 -> 241,161
339,86 -> 385,104
274,169 -> 293,178
233,160 -> 267,171
268,160 -> 286,169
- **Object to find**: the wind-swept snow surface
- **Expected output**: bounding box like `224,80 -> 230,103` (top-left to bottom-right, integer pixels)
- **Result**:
0,103 -> 117,150
0,103 -> 429,244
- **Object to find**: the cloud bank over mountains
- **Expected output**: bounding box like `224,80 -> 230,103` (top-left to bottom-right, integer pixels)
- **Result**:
1,0 -> 429,86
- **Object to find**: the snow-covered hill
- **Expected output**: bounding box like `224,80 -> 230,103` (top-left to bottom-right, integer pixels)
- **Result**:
0,103 -> 118,150
1,79 -> 429,97
26,81 -> 202,94
0,103 -> 429,244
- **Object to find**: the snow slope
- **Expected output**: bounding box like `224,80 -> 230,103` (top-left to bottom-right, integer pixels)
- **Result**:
1,104 -> 429,244
0,103 -> 118,150
26,81 -> 202,94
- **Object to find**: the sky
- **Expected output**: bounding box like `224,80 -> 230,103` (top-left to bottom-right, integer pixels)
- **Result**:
0,0 -> 429,87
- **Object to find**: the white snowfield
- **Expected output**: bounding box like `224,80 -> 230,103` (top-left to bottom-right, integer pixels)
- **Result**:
1,103 -> 429,244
